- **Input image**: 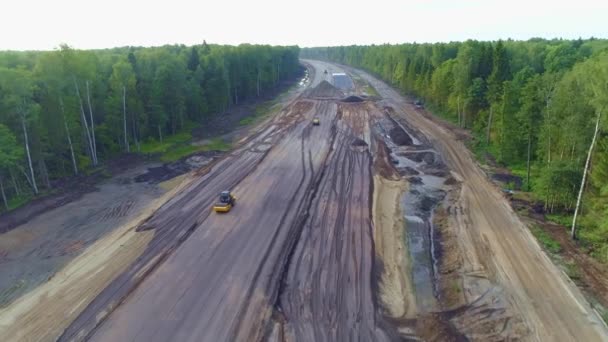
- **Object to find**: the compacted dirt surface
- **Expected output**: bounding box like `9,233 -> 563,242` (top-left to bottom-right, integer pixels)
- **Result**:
2,60 -> 607,342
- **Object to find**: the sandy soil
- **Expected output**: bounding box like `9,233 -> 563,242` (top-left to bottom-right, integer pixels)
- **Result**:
0,165 -> 164,309
372,176 -> 415,320
352,65 -> 608,341
0,175 -> 189,342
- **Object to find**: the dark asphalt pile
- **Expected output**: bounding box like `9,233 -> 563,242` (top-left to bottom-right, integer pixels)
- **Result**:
342,95 -> 365,103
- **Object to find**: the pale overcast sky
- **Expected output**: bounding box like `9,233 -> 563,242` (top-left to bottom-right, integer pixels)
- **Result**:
1,0 -> 607,50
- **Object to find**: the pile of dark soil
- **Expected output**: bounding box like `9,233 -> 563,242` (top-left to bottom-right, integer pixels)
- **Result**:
135,151 -> 223,184
342,95 -> 365,103
307,80 -> 345,98
401,166 -> 420,176
351,138 -> 368,147
400,151 -> 435,164
389,126 -> 413,146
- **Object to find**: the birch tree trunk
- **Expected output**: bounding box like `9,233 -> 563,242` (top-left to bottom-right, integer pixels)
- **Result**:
571,109 -> 602,239
123,85 -> 129,152
526,129 -> 532,192
39,159 -> 51,189
10,169 -> 20,196
131,110 -> 140,152
457,96 -> 461,127
486,106 -> 493,145
0,175 -> 7,210
546,98 -> 552,163
74,78 -> 95,164
257,65 -> 261,97
85,80 -> 98,164
20,110 -> 38,195
59,97 -> 78,175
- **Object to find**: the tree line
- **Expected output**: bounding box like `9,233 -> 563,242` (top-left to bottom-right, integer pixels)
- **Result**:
302,39 -> 608,261
0,43 -> 300,211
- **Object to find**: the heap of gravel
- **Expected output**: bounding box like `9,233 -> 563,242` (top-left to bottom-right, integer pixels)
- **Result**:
307,80 -> 345,98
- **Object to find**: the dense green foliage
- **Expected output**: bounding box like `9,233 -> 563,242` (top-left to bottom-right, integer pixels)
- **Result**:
303,39 -> 608,261
0,43 -> 299,210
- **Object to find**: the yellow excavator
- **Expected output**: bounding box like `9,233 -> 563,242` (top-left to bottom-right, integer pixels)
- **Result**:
213,191 -> 236,213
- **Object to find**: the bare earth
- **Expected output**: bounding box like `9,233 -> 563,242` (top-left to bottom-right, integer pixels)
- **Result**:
0,60 -> 606,342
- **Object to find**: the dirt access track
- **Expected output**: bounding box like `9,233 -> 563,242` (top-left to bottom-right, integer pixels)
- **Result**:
1,61 -> 607,342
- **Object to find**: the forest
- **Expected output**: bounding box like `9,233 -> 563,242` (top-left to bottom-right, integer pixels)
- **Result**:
0,43 -> 300,212
302,39 -> 608,262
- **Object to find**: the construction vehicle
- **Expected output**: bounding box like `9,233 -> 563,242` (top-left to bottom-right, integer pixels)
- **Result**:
213,191 -> 236,213
312,118 -> 320,126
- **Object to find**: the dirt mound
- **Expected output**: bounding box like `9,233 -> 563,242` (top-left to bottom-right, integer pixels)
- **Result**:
307,80 -> 344,98
342,95 -> 365,103
389,126 -> 413,146
135,151 -> 222,184
351,138 -> 368,147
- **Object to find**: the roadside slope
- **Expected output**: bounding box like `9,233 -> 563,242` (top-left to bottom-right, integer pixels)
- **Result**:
350,65 -> 608,341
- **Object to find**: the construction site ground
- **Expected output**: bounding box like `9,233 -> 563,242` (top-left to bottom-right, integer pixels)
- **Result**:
0,60 -> 606,342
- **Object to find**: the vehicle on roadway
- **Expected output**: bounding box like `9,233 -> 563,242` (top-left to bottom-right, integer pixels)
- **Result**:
213,191 -> 236,213
312,118 -> 320,126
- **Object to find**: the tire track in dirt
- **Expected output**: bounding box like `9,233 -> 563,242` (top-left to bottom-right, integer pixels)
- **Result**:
58,101 -> 317,342
271,97 -> 401,341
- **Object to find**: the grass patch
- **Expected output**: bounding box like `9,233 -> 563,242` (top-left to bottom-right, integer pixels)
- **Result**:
546,213 -> 572,227
363,84 -> 379,97
6,194 -> 33,211
530,224 -> 562,254
239,117 -> 256,126
160,145 -> 201,162
563,259 -> 581,280
200,138 -> 231,152
140,131 -> 193,154
159,138 -> 232,162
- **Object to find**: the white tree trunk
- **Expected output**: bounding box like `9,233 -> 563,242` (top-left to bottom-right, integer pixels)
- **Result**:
60,97 -> 78,175
0,174 -> 7,210
74,78 -> 95,164
457,96 -> 461,127
257,65 -> 261,97
85,80 -> 98,164
10,169 -> 20,196
526,129 -> 532,192
123,85 -> 130,153
486,106 -> 493,145
131,110 -> 140,152
571,109 -> 602,239
20,110 -> 38,195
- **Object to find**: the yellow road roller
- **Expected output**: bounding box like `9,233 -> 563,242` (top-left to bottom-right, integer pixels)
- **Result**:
213,191 -> 236,213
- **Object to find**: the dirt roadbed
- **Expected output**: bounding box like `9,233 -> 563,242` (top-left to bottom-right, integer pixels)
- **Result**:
2,60 -> 607,342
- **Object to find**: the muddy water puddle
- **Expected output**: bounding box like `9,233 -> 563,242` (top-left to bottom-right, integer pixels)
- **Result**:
374,114 -> 447,314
